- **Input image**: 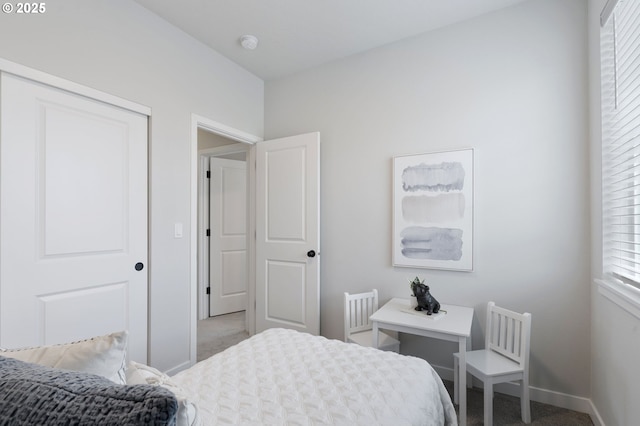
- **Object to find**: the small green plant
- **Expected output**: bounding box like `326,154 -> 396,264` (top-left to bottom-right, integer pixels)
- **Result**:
409,276 -> 425,295
409,276 -> 424,288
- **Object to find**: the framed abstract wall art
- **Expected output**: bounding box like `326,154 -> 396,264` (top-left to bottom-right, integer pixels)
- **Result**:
392,148 -> 473,271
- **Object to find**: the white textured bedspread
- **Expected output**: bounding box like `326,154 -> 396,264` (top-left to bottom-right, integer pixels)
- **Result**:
172,328 -> 457,426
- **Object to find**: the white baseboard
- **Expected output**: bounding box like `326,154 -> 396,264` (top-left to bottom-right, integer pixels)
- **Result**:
588,400 -> 606,426
433,365 -> 605,426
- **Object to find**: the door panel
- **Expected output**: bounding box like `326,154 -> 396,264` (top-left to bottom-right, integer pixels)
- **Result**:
209,158 -> 247,315
0,73 -> 148,362
266,147 -> 305,240
43,105 -> 127,255
37,283 -> 127,345
265,261 -> 306,326
256,132 -> 320,334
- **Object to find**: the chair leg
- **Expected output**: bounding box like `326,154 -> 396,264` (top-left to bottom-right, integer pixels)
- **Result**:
484,381 -> 493,426
453,356 -> 459,404
521,377 -> 531,423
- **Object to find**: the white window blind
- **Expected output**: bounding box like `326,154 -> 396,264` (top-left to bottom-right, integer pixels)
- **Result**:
601,0 -> 640,288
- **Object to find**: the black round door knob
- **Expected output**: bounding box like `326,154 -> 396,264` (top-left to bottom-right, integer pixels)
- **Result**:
135,262 -> 144,271
307,250 -> 316,258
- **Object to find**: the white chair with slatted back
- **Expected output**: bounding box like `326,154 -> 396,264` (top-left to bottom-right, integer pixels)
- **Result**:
453,301 -> 532,425
344,290 -> 400,352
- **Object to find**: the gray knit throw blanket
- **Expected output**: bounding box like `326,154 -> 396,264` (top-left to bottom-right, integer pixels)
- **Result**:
0,356 -> 178,425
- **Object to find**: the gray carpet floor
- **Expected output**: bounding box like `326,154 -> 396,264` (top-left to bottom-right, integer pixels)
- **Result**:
197,311 -> 249,362
197,313 -> 593,425
442,380 -> 593,425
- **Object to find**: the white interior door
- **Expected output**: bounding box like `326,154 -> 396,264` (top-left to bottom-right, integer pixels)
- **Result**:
0,73 -> 148,362
255,132 -> 320,335
209,157 -> 247,316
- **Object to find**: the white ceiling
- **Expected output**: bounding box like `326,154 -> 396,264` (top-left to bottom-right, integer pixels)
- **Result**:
133,0 -> 528,81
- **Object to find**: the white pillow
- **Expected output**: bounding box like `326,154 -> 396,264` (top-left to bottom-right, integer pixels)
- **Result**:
126,361 -> 202,426
0,331 -> 128,384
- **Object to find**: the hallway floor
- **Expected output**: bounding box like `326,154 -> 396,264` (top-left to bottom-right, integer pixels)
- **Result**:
196,311 -> 248,362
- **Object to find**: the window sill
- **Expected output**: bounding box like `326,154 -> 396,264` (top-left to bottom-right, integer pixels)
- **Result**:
596,278 -> 640,320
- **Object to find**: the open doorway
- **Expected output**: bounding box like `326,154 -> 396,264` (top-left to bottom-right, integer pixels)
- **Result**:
196,128 -> 250,360
189,114 -> 261,366
189,116 -> 320,365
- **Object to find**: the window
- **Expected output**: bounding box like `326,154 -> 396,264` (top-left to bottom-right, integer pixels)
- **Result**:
601,0 -> 640,296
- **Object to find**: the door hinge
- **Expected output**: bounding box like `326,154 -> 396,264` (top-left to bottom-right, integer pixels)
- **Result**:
206,229 -> 210,237
206,170 -> 211,179
206,287 -> 210,295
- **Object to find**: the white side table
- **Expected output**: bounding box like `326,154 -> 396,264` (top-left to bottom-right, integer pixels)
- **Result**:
370,298 -> 474,426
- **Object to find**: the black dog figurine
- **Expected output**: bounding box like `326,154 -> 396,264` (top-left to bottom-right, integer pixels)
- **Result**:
412,283 -> 440,315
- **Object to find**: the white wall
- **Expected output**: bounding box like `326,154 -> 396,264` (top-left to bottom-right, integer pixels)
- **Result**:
0,0 -> 263,372
588,0 -> 640,424
266,0 -> 591,400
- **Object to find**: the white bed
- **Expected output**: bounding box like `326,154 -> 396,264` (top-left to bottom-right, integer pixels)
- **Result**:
172,328 -> 458,426
0,328 -> 457,425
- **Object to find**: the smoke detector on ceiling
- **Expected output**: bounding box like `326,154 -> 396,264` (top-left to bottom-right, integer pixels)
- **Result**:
240,35 -> 258,50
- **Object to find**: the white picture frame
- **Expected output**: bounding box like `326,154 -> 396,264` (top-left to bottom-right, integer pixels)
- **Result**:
392,148 -> 474,271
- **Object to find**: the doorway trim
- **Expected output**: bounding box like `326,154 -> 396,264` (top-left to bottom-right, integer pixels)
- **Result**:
190,114 -> 261,366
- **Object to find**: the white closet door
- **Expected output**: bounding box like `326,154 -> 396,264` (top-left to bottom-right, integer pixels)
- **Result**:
0,73 -> 148,362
